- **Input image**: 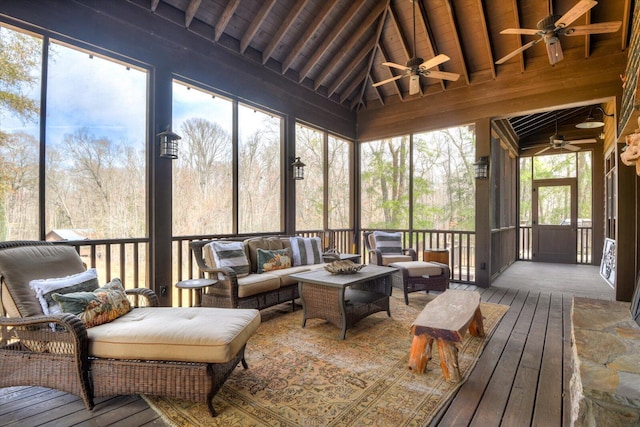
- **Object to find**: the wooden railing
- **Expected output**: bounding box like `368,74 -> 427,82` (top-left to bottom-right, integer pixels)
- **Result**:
58,228 -> 476,308
360,229 -> 476,284
518,226 -> 593,264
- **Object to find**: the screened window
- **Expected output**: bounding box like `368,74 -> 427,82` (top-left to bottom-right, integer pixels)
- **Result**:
44,42 -> 148,239
238,104 -> 282,233
328,135 -> 351,229
295,123 -> 324,230
172,81 -> 233,235
413,126 -> 475,231
360,136 -> 410,229
0,24 -> 42,240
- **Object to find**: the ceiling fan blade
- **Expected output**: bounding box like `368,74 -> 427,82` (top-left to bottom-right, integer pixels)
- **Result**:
563,144 -> 581,152
521,144 -> 549,151
555,0 -> 597,28
409,75 -> 420,95
568,138 -> 598,144
535,146 -> 552,155
382,62 -> 409,71
565,22 -> 622,36
372,74 -> 404,87
546,39 -> 564,65
419,54 -> 450,71
495,39 -> 541,65
500,28 -> 540,36
426,70 -> 460,81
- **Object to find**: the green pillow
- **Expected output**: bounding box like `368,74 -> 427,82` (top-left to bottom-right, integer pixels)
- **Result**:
257,248 -> 292,273
52,278 -> 131,328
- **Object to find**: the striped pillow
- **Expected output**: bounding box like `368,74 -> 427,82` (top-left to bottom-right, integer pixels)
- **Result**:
373,231 -> 403,254
208,241 -> 250,278
290,237 -> 323,266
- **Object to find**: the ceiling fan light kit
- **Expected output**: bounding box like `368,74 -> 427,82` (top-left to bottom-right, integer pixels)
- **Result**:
495,0 -> 621,66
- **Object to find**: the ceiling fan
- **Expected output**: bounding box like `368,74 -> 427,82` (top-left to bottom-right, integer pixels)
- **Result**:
523,113 -> 597,155
495,0 -> 621,66
372,0 -> 460,95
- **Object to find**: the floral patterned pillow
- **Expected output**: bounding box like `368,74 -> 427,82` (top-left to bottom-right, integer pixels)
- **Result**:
52,278 -> 131,328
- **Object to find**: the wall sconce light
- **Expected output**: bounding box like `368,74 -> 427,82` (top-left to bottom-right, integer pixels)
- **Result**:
474,156 -> 489,180
158,127 -> 181,159
291,156 -> 306,180
576,106 -> 614,129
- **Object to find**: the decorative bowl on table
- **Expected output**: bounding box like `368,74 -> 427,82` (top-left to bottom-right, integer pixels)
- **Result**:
324,260 -> 364,274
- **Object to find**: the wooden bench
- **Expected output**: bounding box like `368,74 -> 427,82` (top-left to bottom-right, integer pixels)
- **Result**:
409,289 -> 485,382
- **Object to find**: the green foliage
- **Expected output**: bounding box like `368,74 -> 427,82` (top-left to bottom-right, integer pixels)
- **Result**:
0,27 -> 41,123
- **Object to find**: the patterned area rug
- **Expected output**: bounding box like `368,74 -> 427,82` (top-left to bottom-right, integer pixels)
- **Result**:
144,292 -> 509,426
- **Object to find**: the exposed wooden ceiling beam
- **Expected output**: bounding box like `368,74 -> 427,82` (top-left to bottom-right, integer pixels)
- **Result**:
443,0 -> 469,85
185,0 -> 202,28
370,74 -> 385,106
475,0 -> 496,80
313,0 -> 388,90
388,3 -> 411,60
584,9 -> 591,60
240,0 -> 276,54
214,0 -> 241,42
377,41 -> 404,102
298,0 -> 367,83
341,66 -> 368,105
150,0 -> 160,12
415,0 -> 444,91
513,0 -> 525,73
282,0 -> 339,74
262,0 -> 310,64
328,37 -> 376,98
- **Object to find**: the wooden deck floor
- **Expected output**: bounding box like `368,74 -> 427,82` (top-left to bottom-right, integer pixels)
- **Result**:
1,262 -> 615,426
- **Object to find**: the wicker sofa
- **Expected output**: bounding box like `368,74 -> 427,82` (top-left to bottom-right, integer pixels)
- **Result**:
0,241 -> 260,417
190,236 -> 330,310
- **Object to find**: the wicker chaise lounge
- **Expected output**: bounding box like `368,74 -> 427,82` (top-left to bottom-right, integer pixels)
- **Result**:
0,240 -> 260,416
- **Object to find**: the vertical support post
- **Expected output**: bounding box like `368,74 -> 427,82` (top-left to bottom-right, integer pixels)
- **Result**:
475,118 -> 492,287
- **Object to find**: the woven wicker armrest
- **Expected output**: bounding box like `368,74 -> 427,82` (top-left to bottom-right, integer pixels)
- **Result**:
369,248 -> 384,265
125,288 -> 160,307
0,312 -> 89,354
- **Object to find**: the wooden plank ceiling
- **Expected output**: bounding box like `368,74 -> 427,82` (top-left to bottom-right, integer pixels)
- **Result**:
127,0 -> 633,149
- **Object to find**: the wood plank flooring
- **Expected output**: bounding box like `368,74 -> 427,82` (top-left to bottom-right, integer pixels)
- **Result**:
0,262 -> 615,426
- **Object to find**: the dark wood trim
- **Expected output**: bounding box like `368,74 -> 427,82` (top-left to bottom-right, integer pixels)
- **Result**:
475,118 -> 492,287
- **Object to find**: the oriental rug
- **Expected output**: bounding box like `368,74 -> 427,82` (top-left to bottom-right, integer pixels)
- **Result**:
144,292 -> 509,427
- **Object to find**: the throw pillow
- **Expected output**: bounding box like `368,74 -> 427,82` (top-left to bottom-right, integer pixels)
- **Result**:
29,268 -> 99,316
209,241 -> 250,278
289,236 -> 322,266
257,248 -> 292,273
373,231 -> 403,254
52,278 -> 131,328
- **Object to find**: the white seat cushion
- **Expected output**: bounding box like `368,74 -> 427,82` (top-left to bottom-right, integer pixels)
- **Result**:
87,307 -> 260,364
236,273 -> 281,298
381,254 -> 413,265
389,261 -> 443,277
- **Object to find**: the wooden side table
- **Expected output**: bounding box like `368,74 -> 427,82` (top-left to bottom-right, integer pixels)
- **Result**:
176,278 -> 217,307
423,248 -> 450,278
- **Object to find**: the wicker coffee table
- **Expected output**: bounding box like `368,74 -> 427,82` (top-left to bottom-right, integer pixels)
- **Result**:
290,264 -> 396,339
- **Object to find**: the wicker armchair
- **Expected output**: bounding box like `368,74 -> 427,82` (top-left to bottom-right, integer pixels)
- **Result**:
363,231 -> 417,266
0,241 -> 260,417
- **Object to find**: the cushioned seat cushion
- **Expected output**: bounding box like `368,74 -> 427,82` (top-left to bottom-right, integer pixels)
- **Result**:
88,307 -> 260,363
388,261 -> 443,277
380,254 -> 414,265
236,273 -> 281,298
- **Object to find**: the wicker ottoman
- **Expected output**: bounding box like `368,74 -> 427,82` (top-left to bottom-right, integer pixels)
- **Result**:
388,261 -> 450,305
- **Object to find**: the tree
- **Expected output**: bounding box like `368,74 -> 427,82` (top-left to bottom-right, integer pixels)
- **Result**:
0,27 -> 41,239
0,27 -> 41,124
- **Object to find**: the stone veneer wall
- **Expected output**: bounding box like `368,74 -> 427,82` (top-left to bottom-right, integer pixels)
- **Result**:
571,297 -> 640,426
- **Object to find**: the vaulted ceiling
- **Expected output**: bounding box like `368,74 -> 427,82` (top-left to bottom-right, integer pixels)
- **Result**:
130,0 -> 631,107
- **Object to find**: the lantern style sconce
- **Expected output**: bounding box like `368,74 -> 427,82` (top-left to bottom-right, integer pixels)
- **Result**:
474,156 -> 489,180
291,157 -> 306,180
158,127 -> 181,159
